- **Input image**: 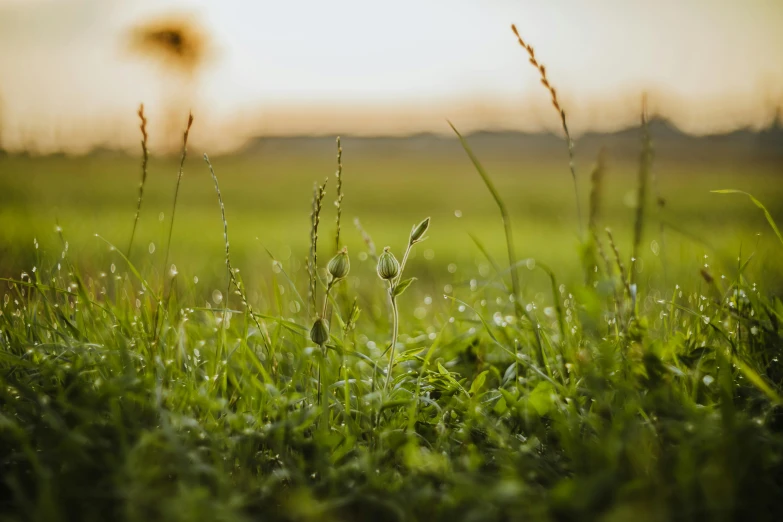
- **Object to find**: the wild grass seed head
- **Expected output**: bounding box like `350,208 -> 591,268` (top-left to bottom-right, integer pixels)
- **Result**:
308,178 -> 328,315
511,24 -> 583,236
126,103 -> 149,258
334,136 -> 344,253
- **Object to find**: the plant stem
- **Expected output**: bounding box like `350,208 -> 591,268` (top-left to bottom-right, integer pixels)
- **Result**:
382,240 -> 412,392
397,242 -> 413,283
321,281 -> 333,318
317,344 -> 324,406
384,288 -> 399,392
317,280 -> 335,410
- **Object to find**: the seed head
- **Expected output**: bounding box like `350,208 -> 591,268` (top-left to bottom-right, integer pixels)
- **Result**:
327,247 -> 350,281
410,217 -> 430,244
310,317 -> 329,346
377,247 -> 400,281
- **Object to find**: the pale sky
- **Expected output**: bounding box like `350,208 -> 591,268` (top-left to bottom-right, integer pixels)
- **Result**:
0,0 -> 782,152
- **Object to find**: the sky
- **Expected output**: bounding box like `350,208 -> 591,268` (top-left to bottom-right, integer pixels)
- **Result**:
0,0 -> 782,153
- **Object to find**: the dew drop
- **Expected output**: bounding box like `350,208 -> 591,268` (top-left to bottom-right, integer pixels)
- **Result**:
212,290 -> 223,305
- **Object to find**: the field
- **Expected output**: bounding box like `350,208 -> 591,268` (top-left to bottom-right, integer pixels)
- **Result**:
2,126 -> 783,521
2,135 -> 782,287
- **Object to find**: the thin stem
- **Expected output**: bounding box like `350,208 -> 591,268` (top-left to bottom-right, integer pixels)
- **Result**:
384,290 -> 399,392
396,242 -> 414,285
381,241 -> 412,393
127,104 -> 148,259
162,113 -> 193,280
317,344 -> 324,406
565,133 -> 584,238
152,113 -> 193,347
204,154 -> 270,355
631,98 -> 651,288
321,280 -> 333,318
334,136 -> 343,253
317,279 -> 337,411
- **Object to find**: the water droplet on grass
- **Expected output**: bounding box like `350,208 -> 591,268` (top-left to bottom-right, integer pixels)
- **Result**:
212,290 -> 223,305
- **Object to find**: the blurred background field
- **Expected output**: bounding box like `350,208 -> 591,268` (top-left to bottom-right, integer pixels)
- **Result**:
2,125 -> 782,300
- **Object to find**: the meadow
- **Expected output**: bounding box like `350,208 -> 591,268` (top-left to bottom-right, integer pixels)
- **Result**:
2,60 -> 783,522
2,134 -> 782,292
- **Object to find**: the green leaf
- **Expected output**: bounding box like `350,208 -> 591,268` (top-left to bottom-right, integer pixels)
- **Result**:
493,396 -> 508,415
499,388 -> 519,408
711,190 -> 783,246
393,277 -> 417,297
528,381 -> 555,416
469,370 -> 489,395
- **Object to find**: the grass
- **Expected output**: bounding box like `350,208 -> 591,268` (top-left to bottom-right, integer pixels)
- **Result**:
2,37 -> 783,522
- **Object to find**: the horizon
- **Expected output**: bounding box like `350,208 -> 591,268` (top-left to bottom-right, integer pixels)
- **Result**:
4,112 -> 782,159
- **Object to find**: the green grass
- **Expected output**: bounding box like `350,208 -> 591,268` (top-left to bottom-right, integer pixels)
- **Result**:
1,134 -> 783,521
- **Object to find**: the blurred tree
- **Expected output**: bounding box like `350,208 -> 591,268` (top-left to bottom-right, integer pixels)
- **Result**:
126,14 -> 212,152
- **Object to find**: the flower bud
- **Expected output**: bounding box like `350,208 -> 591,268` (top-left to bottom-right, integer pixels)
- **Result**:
410,217 -> 430,243
310,317 -> 329,346
376,247 -> 400,281
327,247 -> 350,280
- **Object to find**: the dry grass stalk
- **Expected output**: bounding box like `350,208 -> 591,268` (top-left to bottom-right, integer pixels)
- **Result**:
127,104 -> 149,258
511,24 -> 583,236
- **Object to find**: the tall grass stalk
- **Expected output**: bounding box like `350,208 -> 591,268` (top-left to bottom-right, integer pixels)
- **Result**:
631,98 -> 651,288
203,154 -> 270,358
126,104 -> 149,258
307,178 -> 329,408
162,112 -> 194,279
308,179 -> 328,317
588,149 -> 606,235
334,137 -> 344,253
583,149 -> 606,284
511,24 -> 583,237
